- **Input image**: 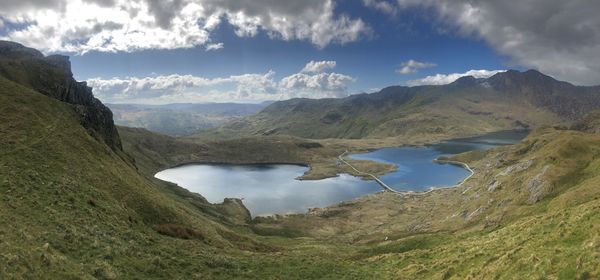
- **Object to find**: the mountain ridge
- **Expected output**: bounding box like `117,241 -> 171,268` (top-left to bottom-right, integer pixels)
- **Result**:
203,69 -> 600,140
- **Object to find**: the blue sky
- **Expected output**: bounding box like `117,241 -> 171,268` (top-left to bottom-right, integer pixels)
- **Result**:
1,0 -> 598,104
69,8 -> 506,88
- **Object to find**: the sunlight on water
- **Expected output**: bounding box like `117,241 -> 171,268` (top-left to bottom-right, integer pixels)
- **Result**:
155,130 -> 528,216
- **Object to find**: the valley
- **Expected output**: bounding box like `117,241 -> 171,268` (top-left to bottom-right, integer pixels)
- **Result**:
108,102 -> 271,137
2,40 -> 600,279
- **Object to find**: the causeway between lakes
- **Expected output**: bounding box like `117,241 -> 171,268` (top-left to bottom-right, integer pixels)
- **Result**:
155,130 -> 529,216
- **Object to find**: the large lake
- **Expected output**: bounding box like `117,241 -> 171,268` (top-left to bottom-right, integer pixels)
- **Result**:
155,130 -> 528,216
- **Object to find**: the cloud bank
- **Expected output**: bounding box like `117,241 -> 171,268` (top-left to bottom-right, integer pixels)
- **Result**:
365,0 -> 600,85
88,60 -> 355,104
0,0 -> 371,53
406,69 -> 505,86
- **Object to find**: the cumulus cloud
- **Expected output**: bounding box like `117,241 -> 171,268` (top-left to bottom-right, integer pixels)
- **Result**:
371,0 -> 600,85
396,59 -> 436,74
0,0 -> 371,53
280,72 -> 354,92
405,69 -> 505,86
301,60 -> 337,73
87,61 -> 356,104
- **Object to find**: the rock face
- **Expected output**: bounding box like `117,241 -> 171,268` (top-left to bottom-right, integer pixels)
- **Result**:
527,165 -> 551,204
0,41 -> 122,150
487,70 -> 600,120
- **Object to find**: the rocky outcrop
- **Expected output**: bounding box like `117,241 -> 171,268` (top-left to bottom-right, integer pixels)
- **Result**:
527,165 -> 551,204
571,110 -> 600,133
217,198 -> 252,223
0,41 -> 122,150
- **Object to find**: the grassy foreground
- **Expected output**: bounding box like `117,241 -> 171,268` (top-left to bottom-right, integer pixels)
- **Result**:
2,72 -> 600,279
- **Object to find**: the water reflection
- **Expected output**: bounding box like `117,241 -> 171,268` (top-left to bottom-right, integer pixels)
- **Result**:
350,130 -> 528,191
155,130 -> 528,216
155,164 -> 379,216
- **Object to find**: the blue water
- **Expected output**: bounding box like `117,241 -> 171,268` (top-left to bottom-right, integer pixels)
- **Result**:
156,164 -> 379,216
349,130 -> 529,192
155,130 -> 528,216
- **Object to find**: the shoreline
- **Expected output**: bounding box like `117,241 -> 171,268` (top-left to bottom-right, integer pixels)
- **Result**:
337,151 -> 476,196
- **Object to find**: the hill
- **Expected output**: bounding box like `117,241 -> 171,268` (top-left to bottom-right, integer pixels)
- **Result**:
253,127 -> 600,278
2,40 -> 600,279
204,70 -> 600,140
108,102 -> 271,136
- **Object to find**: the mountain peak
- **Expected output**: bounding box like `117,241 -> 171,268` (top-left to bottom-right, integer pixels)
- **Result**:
0,41 -> 122,150
486,69 -> 566,91
450,75 -> 478,87
0,40 -> 44,59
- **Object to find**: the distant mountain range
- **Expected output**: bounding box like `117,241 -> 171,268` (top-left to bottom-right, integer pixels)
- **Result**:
108,102 -> 272,136
205,70 -> 600,140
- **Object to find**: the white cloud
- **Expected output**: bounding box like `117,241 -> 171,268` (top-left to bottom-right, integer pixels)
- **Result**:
205,42 -> 223,51
362,0 -> 397,16
0,0 -> 371,54
377,0 -> 600,85
396,59 -> 436,74
87,61 -> 356,104
301,60 -> 337,73
88,72 -> 278,104
406,69 -> 505,86
280,72 -> 354,92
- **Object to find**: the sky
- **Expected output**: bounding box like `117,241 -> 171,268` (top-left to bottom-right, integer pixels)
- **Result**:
1,0 -> 599,104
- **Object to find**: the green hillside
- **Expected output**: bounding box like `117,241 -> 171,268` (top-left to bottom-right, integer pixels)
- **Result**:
0,74 -> 265,278
203,71 -> 600,140
2,41 -> 600,279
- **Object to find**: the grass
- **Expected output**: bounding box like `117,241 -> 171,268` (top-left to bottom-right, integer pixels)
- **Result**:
3,67 -> 600,278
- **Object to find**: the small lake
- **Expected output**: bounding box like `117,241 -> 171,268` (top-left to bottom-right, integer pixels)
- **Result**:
349,130 -> 530,192
155,130 -> 528,216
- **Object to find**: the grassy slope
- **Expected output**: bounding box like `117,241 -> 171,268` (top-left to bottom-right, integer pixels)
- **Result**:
0,76 -> 412,279
3,70 -> 600,279
121,119 -> 600,278
252,128 -> 600,278
0,77 -> 282,278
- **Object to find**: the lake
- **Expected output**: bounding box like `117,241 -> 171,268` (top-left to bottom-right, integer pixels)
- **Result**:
349,130 -> 530,192
155,130 -> 528,216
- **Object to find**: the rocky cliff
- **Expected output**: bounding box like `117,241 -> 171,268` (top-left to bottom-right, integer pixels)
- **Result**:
0,41 -> 122,150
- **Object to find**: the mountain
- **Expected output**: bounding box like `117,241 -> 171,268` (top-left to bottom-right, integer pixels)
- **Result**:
3,40 -> 600,278
0,41 -> 122,150
108,102 -> 271,136
0,41 -> 270,278
205,70 -> 600,140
